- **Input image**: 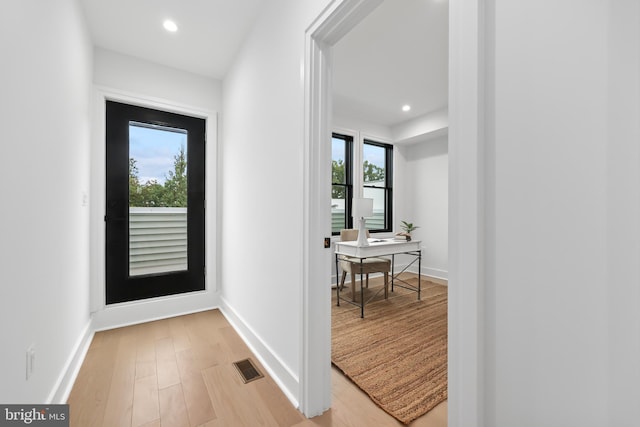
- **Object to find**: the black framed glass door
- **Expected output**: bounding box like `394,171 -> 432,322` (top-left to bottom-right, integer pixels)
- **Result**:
105,101 -> 205,304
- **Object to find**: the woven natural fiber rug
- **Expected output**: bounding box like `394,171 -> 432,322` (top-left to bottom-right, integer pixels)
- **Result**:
331,276 -> 447,425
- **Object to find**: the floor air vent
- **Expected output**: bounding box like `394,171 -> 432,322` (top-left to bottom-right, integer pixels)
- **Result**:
233,358 -> 264,384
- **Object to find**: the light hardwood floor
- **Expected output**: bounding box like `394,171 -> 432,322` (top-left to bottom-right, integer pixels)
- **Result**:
68,309 -> 446,427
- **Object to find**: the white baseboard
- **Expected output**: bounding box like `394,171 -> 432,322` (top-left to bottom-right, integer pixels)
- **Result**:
332,265 -> 448,285
218,297 -> 300,409
92,290 -> 219,332
394,262 -> 448,281
48,319 -> 94,404
419,267 -> 448,282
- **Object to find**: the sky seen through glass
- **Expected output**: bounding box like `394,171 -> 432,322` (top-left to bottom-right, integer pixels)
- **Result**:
129,123 -> 187,185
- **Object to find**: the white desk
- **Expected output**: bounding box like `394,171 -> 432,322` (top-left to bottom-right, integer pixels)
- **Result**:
335,238 -> 422,318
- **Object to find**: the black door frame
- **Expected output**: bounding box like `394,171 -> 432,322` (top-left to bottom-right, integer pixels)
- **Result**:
105,100 -> 206,304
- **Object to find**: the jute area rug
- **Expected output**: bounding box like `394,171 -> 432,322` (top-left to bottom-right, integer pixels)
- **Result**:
331,275 -> 447,425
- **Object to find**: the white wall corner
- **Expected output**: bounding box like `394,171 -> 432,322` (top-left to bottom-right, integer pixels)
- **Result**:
392,107 -> 449,145
218,298 -> 300,409
47,319 -> 94,404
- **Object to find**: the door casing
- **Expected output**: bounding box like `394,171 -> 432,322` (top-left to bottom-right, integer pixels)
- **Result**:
90,88 -> 218,330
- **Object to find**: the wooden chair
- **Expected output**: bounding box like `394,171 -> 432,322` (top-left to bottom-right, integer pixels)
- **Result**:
338,229 -> 391,301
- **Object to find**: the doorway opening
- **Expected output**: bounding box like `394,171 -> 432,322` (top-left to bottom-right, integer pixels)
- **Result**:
302,0 -> 484,424
329,0 -> 448,424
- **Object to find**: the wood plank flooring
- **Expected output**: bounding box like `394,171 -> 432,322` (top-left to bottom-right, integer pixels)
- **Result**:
67,309 -> 446,427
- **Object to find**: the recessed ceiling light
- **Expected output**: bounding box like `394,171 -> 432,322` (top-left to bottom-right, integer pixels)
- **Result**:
163,20 -> 178,33
402,105 -> 411,112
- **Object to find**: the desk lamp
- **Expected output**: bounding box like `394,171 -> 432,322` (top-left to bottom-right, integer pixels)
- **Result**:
352,198 -> 373,247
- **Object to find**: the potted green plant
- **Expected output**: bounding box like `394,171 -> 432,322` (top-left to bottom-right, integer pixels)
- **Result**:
396,220 -> 420,241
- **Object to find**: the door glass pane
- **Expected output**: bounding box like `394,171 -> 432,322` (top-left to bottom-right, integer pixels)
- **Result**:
128,122 -> 188,276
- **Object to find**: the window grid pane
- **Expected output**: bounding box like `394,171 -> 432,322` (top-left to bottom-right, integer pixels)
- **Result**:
332,134 -> 353,234
363,186 -> 386,230
332,184 -> 348,234
363,143 -> 386,185
332,137 -> 346,185
363,140 -> 392,232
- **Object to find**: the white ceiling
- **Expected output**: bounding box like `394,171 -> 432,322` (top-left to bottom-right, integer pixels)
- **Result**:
79,0 -> 448,128
332,0 -> 449,128
79,0 -> 266,79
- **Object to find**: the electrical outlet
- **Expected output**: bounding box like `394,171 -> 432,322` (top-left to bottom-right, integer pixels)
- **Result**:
26,345 -> 35,380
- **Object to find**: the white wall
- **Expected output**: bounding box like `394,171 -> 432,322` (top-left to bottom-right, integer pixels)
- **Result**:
483,0 -> 640,425
397,136 -> 448,279
391,108 -> 448,144
221,0 -> 332,405
333,116 -> 393,141
90,48 -> 222,329
93,48 -> 222,113
0,0 -> 93,403
605,0 -> 640,424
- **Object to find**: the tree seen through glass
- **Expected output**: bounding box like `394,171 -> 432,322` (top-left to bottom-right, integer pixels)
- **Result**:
128,123 -> 188,207
363,143 -> 385,184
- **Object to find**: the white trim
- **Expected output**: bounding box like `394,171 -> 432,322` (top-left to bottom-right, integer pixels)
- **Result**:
448,0 -> 484,426
392,260 -> 449,282
90,86 -> 219,325
47,320 -> 94,404
420,267 -> 448,281
361,132 -> 393,146
301,27 -> 332,418
302,0 -> 384,417
92,291 -> 219,332
401,264 -> 449,282
332,126 -> 358,139
218,298 -> 300,408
